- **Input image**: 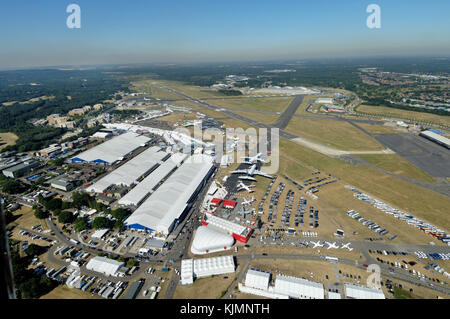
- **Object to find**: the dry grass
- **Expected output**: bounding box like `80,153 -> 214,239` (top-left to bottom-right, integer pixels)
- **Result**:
357,154 -> 435,183
0,132 -> 19,150
285,118 -> 385,151
356,105 -> 450,127
210,97 -> 294,113
40,285 -> 101,299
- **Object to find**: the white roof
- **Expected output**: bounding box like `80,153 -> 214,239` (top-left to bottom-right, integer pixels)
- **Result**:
203,213 -> 247,236
193,255 -> 235,278
125,154 -> 214,234
421,130 -> 450,147
274,275 -> 324,299
85,256 -> 124,276
328,291 -> 342,299
92,132 -> 111,139
118,152 -> 188,206
91,229 -> 109,239
71,132 -> 150,164
180,259 -> 194,285
191,226 -> 234,254
244,269 -> 271,291
344,283 -> 385,299
86,147 -> 168,193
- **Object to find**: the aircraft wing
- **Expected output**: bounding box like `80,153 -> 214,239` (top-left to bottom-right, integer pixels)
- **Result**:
254,170 -> 272,178
238,176 -> 257,182
231,170 -> 248,174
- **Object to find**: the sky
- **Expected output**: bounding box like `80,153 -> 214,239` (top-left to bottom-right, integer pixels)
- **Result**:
0,0 -> 449,69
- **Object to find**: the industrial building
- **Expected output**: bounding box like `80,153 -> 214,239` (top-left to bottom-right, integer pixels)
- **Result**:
124,154 -> 216,235
50,177 -> 74,191
86,146 -> 170,193
344,283 -> 385,299
85,256 -> 124,277
2,160 -> 39,178
190,226 -> 235,255
180,255 -> 235,285
118,152 -> 188,207
419,130 -> 450,149
70,132 -> 150,165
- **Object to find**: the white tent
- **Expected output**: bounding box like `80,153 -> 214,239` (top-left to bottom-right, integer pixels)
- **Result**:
274,275 -> 325,299
86,256 -> 124,277
344,283 -> 385,299
244,269 -> 271,291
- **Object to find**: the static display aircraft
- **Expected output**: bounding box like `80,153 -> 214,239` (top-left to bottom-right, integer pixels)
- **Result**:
236,181 -> 255,193
232,164 -> 272,181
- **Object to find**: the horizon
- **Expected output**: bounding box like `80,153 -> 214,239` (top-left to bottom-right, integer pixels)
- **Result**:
1,0 -> 450,69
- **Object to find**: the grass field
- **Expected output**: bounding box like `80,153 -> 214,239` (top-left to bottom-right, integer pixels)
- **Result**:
210,97 -> 294,113
356,104 -> 450,127
0,132 -> 18,150
357,154 -> 435,183
173,269 -> 238,299
40,285 -> 100,299
285,118 -> 385,151
278,138 -> 450,233
356,123 -> 403,134
233,110 -> 280,125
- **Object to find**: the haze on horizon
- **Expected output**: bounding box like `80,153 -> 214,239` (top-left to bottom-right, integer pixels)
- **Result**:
0,0 -> 449,70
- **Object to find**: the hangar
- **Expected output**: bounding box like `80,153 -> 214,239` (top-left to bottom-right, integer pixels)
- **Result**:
124,154 -> 216,235
274,275 -> 325,299
201,212 -> 253,243
180,256 -> 235,285
190,226 -> 235,255
419,130 -> 450,149
118,152 -> 188,207
85,256 -> 124,277
70,132 -> 150,165
86,146 -> 169,193
344,283 -> 385,299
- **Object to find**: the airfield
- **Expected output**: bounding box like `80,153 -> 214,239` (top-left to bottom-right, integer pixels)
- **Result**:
125,78 -> 449,299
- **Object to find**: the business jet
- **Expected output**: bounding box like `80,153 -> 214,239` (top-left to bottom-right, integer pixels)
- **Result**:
310,241 -> 324,249
242,197 -> 255,207
236,181 -> 255,193
341,243 -> 353,251
325,242 -> 339,249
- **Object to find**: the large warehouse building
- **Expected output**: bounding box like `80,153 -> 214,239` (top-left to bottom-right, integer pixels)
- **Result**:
344,283 -> 385,299
86,146 -> 170,193
180,255 -> 235,285
118,153 -> 188,207
419,130 -> 450,149
124,154 -> 216,235
239,269 -> 325,299
85,256 -> 125,277
70,132 -> 150,165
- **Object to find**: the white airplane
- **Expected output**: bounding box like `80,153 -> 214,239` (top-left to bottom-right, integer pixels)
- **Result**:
241,153 -> 266,165
232,164 -> 272,181
310,241 -> 324,249
341,243 -> 353,251
236,181 -> 255,193
242,197 -> 255,206
325,242 -> 339,250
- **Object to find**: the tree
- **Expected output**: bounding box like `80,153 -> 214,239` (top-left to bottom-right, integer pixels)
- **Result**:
113,220 -> 124,231
71,192 -> 92,209
111,208 -> 128,221
34,208 -> 48,220
74,217 -> 88,232
25,244 -> 46,257
44,198 -> 62,211
92,217 -> 110,229
2,179 -> 27,194
117,256 -> 125,262
58,211 -> 74,224
126,259 -> 136,268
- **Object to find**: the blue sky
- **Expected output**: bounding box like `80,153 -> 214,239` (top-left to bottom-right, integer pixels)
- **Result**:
0,0 -> 449,69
